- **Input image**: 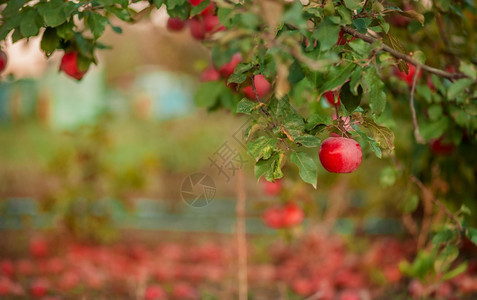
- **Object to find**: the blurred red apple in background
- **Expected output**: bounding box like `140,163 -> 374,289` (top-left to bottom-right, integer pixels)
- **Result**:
60,52 -> 86,80
218,53 -> 242,78
167,18 -> 186,32
0,50 -> 7,73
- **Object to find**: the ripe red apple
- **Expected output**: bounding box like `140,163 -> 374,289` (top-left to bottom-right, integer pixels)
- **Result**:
242,74 -> 271,100
429,137 -> 455,155
144,284 -> 166,300
188,0 -> 203,6
336,30 -> 356,45
319,137 -> 362,173
30,278 -> 49,298
60,52 -> 86,80
167,17 -> 186,32
395,63 -> 421,86
263,207 -> 284,229
389,14 -> 411,27
218,53 -> 242,78
29,238 -> 49,258
282,203 -> 304,227
200,67 -> 220,82
204,15 -> 225,33
0,50 -> 7,73
189,18 -> 206,40
325,91 -> 340,106
263,179 -> 282,196
200,2 -> 216,16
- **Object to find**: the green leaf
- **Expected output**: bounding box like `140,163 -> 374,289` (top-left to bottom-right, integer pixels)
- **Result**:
313,17 -> 340,51
195,81 -> 224,108
40,27 -> 61,57
336,6 -> 352,25
20,9 -> 42,38
290,151 -> 317,188
305,114 -> 332,131
236,98 -> 258,115
56,21 -> 75,40
466,227 -> 477,246
420,117 -> 450,141
294,135 -> 321,148
167,0 -> 187,9
37,0 -> 67,27
432,229 -> 456,245
379,166 -> 396,187
362,117 -> 395,150
282,1 -> 306,28
166,2 -> 189,19
319,63 -> 356,94
87,12 -> 108,39
353,18 -> 372,34
403,194 -> 419,213
363,68 -> 386,117
344,0 -> 362,10
191,0 -> 210,16
248,136 -> 278,161
340,81 -> 362,112
152,0 -> 166,9
447,79 -> 474,100
3,0 -> 27,19
442,263 -> 467,281
255,152 -> 284,181
288,59 -> 305,84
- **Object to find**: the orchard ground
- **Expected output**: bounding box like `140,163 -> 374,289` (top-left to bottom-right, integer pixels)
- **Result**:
1,0 -> 477,299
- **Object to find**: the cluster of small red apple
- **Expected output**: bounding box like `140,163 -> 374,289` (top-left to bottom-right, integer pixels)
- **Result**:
0,237 -> 229,299
166,0 -> 224,40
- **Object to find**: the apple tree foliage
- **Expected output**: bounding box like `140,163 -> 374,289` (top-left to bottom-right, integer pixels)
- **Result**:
1,0 -> 477,282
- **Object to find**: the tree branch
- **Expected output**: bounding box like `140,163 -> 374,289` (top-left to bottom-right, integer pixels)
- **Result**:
409,65 -> 425,144
341,26 -> 468,80
410,175 -> 463,232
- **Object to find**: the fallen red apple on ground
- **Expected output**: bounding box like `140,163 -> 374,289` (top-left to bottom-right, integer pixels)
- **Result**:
0,50 -> 7,73
319,137 -> 362,173
144,284 -> 166,300
60,52 -> 87,80
167,17 -> 186,32
30,238 -> 49,258
30,278 -> 49,298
